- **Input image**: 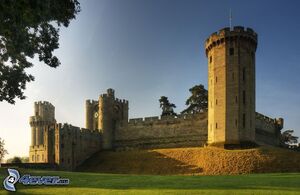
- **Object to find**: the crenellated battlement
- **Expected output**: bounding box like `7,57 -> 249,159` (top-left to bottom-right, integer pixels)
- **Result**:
255,112 -> 284,132
86,99 -> 98,105
126,112 -> 207,126
34,101 -> 54,107
205,26 -> 257,56
57,123 -> 101,135
115,98 -> 129,105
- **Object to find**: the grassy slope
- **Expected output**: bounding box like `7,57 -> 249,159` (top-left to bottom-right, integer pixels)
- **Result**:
77,146 -> 300,175
0,168 -> 300,194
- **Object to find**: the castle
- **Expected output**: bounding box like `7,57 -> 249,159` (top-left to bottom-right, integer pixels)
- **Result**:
29,26 -> 284,170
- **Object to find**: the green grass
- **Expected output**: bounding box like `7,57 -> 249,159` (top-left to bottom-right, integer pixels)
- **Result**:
0,168 -> 300,194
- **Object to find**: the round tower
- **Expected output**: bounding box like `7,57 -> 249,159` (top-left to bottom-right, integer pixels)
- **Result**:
29,101 -> 56,146
205,26 -> 257,147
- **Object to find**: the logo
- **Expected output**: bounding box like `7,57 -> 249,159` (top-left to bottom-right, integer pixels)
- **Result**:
3,169 -> 20,191
3,168 -> 69,192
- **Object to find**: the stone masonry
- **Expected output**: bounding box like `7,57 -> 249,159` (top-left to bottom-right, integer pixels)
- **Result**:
29,26 -> 284,170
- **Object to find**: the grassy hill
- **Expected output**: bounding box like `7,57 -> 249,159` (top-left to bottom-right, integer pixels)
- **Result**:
77,146 -> 300,175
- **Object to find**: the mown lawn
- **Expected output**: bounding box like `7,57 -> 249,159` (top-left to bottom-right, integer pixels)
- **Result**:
0,168 -> 299,194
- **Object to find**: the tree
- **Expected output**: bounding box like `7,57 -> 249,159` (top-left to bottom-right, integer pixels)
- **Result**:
280,130 -> 299,148
0,137 -> 8,163
159,96 -> 177,116
0,0 -> 81,104
7,156 -> 22,163
6,156 -> 29,163
181,84 -> 208,114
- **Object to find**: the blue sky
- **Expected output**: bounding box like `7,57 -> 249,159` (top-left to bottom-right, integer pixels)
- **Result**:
1,0 -> 300,159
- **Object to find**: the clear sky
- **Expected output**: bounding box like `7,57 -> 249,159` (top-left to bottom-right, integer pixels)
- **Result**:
1,0 -> 300,160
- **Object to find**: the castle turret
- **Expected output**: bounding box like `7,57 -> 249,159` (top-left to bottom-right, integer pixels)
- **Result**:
85,100 -> 99,130
98,89 -> 128,149
205,26 -> 257,147
29,101 -> 56,146
29,101 -> 56,163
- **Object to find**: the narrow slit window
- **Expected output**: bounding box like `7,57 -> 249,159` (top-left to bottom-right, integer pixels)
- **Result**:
216,99 -> 218,105
243,114 -> 246,128
216,76 -> 218,83
230,48 -> 234,55
216,123 -> 218,129
235,119 -> 238,127
235,96 -> 238,103
243,67 -> 246,82
243,91 -> 246,105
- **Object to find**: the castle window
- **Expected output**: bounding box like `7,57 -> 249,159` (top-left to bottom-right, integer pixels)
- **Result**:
210,56 -> 212,63
243,91 -> 246,105
216,123 -> 218,129
215,76 -> 218,83
230,48 -> 234,55
243,67 -> 246,81
216,99 -> 218,105
243,114 -> 246,128
235,119 -> 238,127
235,96 -> 238,104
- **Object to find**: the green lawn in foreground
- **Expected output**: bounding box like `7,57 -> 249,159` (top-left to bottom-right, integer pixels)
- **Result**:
0,168 -> 299,194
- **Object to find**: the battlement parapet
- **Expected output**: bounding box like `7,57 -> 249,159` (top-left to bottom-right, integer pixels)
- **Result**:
205,26 -> 257,56
126,112 -> 207,126
255,112 -> 284,131
255,112 -> 276,123
56,123 -> 101,136
30,145 -> 45,150
34,101 -> 54,107
115,98 -> 129,105
86,99 -> 98,105
29,116 -> 55,126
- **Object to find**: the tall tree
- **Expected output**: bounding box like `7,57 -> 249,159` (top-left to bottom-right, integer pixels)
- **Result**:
0,0 -> 80,104
181,84 -> 208,114
0,137 -> 8,163
159,96 -> 177,116
280,130 -> 299,147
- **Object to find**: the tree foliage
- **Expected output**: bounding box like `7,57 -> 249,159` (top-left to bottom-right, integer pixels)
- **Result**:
6,156 -> 29,163
181,84 -> 208,114
0,0 -> 80,104
0,137 -> 8,162
159,96 -> 177,116
280,130 -> 299,147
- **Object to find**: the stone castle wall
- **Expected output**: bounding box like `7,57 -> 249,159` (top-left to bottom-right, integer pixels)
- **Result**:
255,112 -> 283,146
113,111 -> 281,150
114,112 -> 208,149
54,123 -> 102,170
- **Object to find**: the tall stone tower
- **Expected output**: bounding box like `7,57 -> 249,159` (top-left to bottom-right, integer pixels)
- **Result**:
85,89 -> 129,149
29,101 -> 56,162
205,26 -> 257,147
98,88 -> 129,149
